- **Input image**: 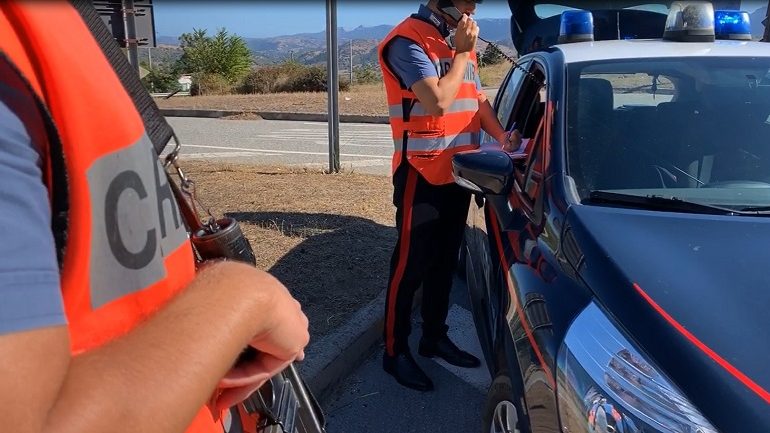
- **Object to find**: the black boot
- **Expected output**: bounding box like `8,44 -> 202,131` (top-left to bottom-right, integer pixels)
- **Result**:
418,335 -> 481,368
382,351 -> 434,391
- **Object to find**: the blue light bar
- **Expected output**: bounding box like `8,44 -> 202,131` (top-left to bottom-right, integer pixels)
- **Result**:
558,10 -> 594,44
715,10 -> 752,40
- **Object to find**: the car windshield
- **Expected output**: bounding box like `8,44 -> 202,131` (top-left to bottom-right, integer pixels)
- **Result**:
566,56 -> 770,211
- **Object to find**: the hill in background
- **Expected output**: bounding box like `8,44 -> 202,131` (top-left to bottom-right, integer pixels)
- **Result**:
149,19 -> 513,68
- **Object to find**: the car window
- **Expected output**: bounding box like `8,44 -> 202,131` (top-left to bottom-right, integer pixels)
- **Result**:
566,57 -> 770,211
509,64 -> 548,217
496,61 -> 531,130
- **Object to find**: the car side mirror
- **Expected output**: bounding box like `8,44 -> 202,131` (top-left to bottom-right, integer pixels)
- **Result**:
452,150 -> 516,195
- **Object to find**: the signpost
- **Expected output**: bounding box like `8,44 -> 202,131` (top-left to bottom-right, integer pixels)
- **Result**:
91,0 -> 155,73
326,0 -> 341,173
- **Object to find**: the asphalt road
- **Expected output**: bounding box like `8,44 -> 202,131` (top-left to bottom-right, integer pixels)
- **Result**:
166,117 -> 393,175
322,280 -> 490,433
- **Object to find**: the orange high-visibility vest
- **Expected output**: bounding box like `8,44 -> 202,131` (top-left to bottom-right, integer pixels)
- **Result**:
0,3 -> 218,432
378,16 -> 481,185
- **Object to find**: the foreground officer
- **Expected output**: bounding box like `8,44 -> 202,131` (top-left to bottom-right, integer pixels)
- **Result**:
0,2 -> 308,432
378,0 -> 521,391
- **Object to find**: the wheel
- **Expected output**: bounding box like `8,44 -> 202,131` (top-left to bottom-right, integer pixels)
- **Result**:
482,375 -> 522,433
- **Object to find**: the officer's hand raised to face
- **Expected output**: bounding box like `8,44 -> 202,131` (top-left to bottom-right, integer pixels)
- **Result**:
454,14 -> 478,54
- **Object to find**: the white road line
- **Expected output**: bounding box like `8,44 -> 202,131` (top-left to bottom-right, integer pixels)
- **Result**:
183,151 -> 280,158
183,143 -> 391,159
344,159 -> 390,167
340,143 -> 392,148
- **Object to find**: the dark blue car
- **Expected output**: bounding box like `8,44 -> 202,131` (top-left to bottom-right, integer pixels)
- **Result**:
454,1 -> 770,432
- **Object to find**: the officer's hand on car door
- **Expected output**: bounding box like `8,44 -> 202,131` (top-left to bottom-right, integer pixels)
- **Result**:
455,14 -> 479,54
210,267 -> 310,412
499,129 -> 523,153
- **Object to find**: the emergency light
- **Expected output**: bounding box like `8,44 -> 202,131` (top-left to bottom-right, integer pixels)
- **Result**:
714,10 -> 752,40
558,10 -> 594,44
663,1 -> 715,42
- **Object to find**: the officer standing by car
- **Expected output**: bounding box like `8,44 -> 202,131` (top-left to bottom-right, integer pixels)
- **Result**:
0,2 -> 309,432
377,0 -> 521,391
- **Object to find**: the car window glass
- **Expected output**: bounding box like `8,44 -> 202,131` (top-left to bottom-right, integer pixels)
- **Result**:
510,65 -> 548,212
567,57 -> 770,210
497,62 -> 531,130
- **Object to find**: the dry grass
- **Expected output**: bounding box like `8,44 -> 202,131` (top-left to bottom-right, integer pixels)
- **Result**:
479,62 -> 510,88
156,83 -> 389,117
156,64 -> 508,115
181,160 -> 395,339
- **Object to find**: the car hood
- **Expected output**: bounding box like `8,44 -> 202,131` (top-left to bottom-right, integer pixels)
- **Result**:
565,204 -> 770,431
505,0 -> 741,54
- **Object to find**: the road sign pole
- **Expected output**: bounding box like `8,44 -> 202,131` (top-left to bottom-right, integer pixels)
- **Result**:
326,0 -> 340,173
122,0 -> 139,73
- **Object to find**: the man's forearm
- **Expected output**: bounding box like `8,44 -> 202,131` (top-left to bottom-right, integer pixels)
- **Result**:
478,99 -> 506,143
45,261 -> 279,433
435,52 -> 471,111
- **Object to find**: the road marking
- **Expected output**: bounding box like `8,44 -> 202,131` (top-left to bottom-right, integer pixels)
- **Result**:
183,151 -> 281,158
183,143 -> 391,159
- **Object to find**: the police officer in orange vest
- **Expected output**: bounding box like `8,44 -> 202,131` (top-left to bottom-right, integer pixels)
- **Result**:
378,0 -> 522,391
0,2 -> 308,432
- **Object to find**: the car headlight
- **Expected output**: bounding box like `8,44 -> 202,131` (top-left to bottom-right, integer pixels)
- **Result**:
557,302 -> 718,433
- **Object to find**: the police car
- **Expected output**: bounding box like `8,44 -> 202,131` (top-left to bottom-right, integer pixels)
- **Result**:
453,1 -> 770,432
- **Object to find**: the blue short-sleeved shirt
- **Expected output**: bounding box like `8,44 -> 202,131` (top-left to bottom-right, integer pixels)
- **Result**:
385,4 -> 483,92
0,98 -> 66,335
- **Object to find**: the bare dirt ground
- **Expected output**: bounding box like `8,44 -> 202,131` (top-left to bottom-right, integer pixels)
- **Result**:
181,160 -> 395,340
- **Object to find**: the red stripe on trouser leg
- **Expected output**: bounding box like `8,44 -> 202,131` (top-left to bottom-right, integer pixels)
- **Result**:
385,168 -> 418,356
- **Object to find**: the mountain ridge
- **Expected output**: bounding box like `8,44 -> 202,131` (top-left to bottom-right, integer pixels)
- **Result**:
155,18 -> 513,66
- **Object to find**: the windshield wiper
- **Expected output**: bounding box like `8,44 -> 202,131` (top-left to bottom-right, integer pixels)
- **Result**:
736,205 -> 770,214
586,191 -> 744,215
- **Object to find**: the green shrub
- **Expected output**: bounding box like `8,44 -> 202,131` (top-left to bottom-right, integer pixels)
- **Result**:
191,73 -> 232,96
354,65 -> 381,85
282,66 -> 326,92
239,69 -> 278,94
141,64 -> 181,93
237,62 -> 350,94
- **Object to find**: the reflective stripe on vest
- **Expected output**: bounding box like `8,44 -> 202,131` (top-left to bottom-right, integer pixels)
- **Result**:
388,98 -> 479,118
0,4 -> 217,433
394,131 -> 481,152
378,16 -> 481,185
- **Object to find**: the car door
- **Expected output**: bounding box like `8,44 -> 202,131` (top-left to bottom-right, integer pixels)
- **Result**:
466,59 -> 532,375
482,59 -> 566,432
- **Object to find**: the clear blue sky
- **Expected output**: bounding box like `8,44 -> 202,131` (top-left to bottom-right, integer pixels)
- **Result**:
153,1 -> 767,39
153,1 -> 514,38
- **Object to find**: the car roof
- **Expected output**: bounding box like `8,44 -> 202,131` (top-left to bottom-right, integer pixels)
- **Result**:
554,39 -> 770,64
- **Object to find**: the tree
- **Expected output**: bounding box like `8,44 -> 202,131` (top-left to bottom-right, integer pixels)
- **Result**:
176,28 -> 252,84
141,63 -> 181,93
479,43 -> 504,66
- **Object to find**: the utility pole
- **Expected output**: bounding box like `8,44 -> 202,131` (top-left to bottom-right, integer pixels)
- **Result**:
325,0 -> 340,173
349,39 -> 354,84
122,0 -> 139,73
147,46 -> 152,69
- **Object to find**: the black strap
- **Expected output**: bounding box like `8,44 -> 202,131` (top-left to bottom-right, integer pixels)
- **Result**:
70,0 -> 173,155
0,53 -> 70,266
